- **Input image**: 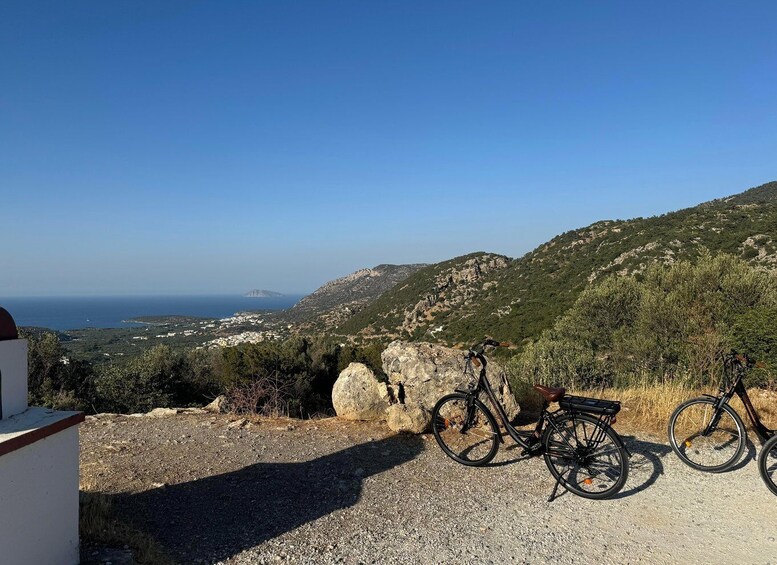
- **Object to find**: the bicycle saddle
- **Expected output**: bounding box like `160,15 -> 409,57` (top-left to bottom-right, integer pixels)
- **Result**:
533,385 -> 566,402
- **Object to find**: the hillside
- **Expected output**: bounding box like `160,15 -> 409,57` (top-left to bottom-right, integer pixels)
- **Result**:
277,263 -> 427,332
338,181 -> 777,345
338,253 -> 511,340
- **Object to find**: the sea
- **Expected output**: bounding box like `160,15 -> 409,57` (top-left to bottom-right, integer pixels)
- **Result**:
0,295 -> 304,331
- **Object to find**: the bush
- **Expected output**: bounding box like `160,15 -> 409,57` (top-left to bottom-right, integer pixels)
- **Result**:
508,253 -> 777,391
729,306 -> 777,387
93,346 -> 190,413
23,330 -> 96,411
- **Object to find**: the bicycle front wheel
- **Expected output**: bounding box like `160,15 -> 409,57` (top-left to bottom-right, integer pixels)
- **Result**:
542,412 -> 629,500
432,393 -> 500,466
668,397 -> 747,473
759,434 -> 777,496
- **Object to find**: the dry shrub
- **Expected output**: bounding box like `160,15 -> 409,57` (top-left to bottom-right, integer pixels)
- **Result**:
227,374 -> 293,417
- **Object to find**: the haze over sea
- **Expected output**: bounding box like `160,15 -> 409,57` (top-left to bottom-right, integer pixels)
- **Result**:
0,295 -> 303,331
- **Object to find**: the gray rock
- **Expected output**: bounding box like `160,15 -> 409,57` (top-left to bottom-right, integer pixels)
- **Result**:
332,363 -> 391,421
204,395 -> 229,413
146,407 -> 180,418
381,341 -> 520,420
386,403 -> 430,433
228,418 -> 248,429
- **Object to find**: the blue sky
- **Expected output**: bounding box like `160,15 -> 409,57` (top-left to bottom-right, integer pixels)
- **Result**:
1,1 -> 776,296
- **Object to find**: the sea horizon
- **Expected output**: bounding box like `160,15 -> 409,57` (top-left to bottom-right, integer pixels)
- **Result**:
0,294 -> 305,331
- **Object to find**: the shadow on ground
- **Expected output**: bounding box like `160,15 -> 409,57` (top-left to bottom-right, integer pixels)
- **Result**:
113,434 -> 423,563
487,433 -> 673,500
615,436 -> 672,498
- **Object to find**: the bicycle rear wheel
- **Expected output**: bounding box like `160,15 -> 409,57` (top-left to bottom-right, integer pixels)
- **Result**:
759,434 -> 777,496
667,397 -> 747,473
431,393 -> 500,466
542,412 -> 628,500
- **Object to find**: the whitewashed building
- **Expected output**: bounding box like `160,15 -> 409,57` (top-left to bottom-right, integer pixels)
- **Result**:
0,308 -> 83,565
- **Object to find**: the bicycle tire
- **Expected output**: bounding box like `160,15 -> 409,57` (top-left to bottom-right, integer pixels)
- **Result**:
759,434 -> 777,496
667,397 -> 747,473
431,393 -> 500,466
542,412 -> 629,500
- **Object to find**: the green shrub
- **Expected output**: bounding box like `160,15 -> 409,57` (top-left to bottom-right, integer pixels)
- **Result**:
729,306 -> 777,387
93,345 -> 190,413
509,253 -> 777,390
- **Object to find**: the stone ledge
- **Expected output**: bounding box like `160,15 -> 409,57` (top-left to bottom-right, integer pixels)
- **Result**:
0,407 -> 84,458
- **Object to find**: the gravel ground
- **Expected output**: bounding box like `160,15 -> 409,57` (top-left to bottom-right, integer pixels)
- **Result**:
80,412 -> 776,565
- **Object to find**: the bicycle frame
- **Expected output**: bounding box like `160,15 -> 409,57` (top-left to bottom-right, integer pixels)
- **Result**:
703,372 -> 775,443
457,351 -> 574,453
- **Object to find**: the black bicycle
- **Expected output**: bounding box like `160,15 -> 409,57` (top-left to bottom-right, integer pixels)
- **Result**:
668,352 -> 776,482
759,434 -> 777,496
431,339 -> 629,500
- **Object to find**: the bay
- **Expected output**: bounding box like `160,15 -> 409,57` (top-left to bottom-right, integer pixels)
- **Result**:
0,295 -> 303,331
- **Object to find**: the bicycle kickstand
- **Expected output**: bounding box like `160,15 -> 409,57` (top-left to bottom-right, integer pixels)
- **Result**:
547,476 -> 562,503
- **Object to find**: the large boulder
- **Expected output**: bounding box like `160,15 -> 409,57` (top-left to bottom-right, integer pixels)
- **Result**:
386,404 -> 430,434
332,363 -> 391,421
381,341 -> 520,420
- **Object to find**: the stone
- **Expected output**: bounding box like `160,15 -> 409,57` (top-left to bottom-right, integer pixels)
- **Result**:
386,403 -> 431,434
146,407 -> 180,418
204,395 -> 229,413
332,363 -> 391,421
227,418 -> 248,429
381,341 -> 520,420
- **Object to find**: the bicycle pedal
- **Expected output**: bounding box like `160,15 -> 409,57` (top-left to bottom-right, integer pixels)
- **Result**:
521,441 -> 544,457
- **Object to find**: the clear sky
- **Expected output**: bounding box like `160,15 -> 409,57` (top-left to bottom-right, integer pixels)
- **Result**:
1,1 -> 775,296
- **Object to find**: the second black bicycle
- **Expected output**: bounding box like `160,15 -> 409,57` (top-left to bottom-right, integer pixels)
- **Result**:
431,339 -> 630,501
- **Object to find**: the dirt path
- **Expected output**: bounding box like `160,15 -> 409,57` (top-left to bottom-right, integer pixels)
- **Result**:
80,412 -> 776,564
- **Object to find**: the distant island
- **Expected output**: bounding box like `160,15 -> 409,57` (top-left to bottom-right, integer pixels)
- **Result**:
244,289 -> 285,298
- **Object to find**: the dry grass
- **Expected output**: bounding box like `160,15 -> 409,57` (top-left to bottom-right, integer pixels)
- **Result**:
80,487 -> 173,565
569,385 -> 777,436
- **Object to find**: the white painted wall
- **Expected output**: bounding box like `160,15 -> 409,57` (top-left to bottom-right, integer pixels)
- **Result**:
0,426 -> 80,565
0,339 -> 28,419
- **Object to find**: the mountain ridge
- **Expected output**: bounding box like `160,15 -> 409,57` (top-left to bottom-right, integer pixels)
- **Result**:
276,263 -> 428,331
336,181 -> 777,346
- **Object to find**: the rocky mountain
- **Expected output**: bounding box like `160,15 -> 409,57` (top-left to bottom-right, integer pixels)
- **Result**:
244,290 -> 284,297
337,181 -> 777,346
338,253 -> 510,341
278,264 -> 427,332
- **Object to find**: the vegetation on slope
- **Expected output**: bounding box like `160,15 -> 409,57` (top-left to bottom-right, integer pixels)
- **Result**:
339,181 -> 777,346
277,263 -> 427,331
337,252 -> 510,341
508,254 -> 777,392
24,330 -> 382,417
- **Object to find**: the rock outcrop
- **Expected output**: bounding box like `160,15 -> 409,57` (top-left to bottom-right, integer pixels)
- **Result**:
386,404 -> 429,434
381,341 -> 520,421
332,363 -> 391,421
280,263 -> 427,331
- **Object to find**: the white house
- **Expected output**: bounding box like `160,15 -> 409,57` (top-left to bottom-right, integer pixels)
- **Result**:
0,307 -> 83,565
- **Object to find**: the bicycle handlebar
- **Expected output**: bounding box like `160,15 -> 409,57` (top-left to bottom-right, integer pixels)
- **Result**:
465,339 -> 511,363
725,351 -> 762,370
